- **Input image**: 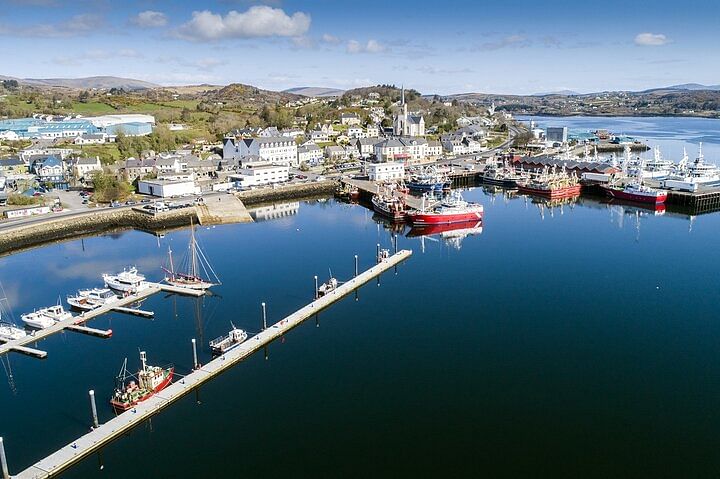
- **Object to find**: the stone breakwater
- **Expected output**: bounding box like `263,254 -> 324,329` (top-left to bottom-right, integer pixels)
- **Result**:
237,180 -> 337,206
0,207 -> 196,257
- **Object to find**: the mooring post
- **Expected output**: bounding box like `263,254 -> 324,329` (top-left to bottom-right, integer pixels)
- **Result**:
354,255 -> 359,277
191,338 -> 198,370
394,234 -> 398,254
314,276 -> 318,300
376,243 -> 380,263
0,436 -> 9,479
261,302 -> 267,331
89,390 -> 99,429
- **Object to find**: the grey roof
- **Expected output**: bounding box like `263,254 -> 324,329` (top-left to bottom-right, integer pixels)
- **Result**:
408,115 -> 424,124
341,112 -> 360,118
125,158 -> 156,168
75,157 -> 100,165
243,136 -> 295,146
78,133 -> 106,140
297,144 -> 321,153
0,157 -> 24,167
376,138 -> 404,148
398,137 -> 427,146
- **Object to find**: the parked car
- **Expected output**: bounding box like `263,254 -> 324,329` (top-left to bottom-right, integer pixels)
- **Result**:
140,199 -> 152,204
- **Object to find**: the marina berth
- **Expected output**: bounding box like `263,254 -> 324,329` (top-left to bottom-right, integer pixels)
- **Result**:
66,288 -> 119,311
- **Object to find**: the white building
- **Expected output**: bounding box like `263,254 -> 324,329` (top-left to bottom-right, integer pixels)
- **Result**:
297,143 -> 323,165
87,114 -> 156,129
72,157 -> 102,179
0,131 -> 20,141
229,164 -> 289,188
394,87 -> 425,137
354,137 -> 380,158
374,137 -> 433,164
347,126 -> 365,138
137,178 -> 198,197
223,136 -> 298,167
367,161 -> 405,181
366,125 -> 380,137
73,133 -> 108,145
340,112 -> 361,126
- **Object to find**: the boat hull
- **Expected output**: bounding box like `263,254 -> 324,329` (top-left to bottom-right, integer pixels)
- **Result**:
165,278 -> 216,290
407,182 -> 447,192
481,176 -> 519,188
407,211 -> 483,225
518,184 -> 582,199
602,186 -> 667,204
110,367 -> 174,412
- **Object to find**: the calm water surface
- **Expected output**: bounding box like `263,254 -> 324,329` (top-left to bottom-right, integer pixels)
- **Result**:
1,119 -> 720,478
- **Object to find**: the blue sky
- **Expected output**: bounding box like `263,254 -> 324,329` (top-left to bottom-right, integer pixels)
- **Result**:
0,0 -> 718,94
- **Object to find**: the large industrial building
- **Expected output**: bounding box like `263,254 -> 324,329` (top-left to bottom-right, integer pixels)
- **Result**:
0,114 -> 155,140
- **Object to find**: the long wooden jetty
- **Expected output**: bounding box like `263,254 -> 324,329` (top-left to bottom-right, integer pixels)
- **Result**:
9,250 -> 412,479
0,282 -> 203,359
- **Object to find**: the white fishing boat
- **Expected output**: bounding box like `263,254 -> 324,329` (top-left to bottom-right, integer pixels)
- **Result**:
67,288 -> 119,311
209,325 -> 248,355
20,310 -> 56,329
164,219 -> 220,291
103,267 -> 150,293
662,144 -> 720,192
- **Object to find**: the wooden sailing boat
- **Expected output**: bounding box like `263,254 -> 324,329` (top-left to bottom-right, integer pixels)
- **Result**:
163,219 -> 220,290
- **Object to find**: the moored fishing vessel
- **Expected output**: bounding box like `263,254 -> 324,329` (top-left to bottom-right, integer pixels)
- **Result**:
371,189 -> 409,222
406,169 -> 451,192
480,161 -> 525,187
103,267 -> 150,293
662,144 -> 720,192
67,288 -> 119,311
209,325 -> 248,355
164,220 -> 220,290
601,179 -> 667,205
406,191 -> 483,225
517,168 -> 582,199
110,351 -> 174,412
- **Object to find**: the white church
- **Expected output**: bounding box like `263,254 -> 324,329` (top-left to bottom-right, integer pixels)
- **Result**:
394,87 -> 425,137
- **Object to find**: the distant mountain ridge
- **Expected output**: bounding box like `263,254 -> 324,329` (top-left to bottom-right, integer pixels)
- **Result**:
0,75 -> 159,90
283,86 -> 345,97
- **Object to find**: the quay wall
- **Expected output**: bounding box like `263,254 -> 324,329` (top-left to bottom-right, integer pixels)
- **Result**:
0,208 -> 196,257
237,180 -> 337,206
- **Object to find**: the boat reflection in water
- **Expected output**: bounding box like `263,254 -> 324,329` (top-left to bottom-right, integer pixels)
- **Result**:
406,220 -> 483,251
372,213 -> 408,235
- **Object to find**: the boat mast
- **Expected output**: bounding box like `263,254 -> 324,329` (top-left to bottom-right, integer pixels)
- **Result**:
140,351 -> 147,372
167,246 -> 175,279
190,218 -> 198,278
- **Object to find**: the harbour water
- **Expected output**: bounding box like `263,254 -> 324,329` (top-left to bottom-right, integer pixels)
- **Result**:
520,115 -> 720,160
2,118 -> 720,477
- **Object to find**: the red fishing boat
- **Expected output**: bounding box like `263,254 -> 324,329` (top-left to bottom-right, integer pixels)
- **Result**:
406,191 -> 483,225
601,182 -> 667,204
110,351 -> 174,412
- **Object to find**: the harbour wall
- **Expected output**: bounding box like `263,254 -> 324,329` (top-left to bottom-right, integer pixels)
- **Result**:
0,208 -> 197,257
237,180 -> 337,206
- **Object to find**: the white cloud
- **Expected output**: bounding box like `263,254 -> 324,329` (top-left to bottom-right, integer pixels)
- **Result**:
346,39 -> 386,54
52,48 -> 142,66
0,13 -> 102,37
132,11 -> 168,28
321,33 -> 340,44
175,6 -> 311,42
634,32 -> 669,46
474,34 -> 530,51
292,35 -> 315,49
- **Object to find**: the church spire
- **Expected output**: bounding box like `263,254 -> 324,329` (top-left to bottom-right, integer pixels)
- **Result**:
401,85 -> 405,105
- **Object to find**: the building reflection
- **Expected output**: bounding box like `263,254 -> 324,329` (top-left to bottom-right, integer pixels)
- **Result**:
247,201 -> 300,222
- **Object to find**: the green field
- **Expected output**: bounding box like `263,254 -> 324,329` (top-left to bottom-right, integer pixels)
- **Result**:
71,102 -> 117,114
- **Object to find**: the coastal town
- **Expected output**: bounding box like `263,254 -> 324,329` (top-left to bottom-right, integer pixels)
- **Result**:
2,1 -> 720,478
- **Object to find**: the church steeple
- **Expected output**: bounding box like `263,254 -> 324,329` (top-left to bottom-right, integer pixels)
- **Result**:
401,85 -> 405,105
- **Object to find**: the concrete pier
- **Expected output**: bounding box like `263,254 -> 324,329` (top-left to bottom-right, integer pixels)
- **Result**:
12,250 -> 412,479
195,196 -> 253,226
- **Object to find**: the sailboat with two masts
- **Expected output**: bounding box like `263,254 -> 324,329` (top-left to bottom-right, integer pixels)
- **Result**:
163,219 -> 220,291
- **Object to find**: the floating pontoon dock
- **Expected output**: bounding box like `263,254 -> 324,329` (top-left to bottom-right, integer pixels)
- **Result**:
9,250 -> 412,479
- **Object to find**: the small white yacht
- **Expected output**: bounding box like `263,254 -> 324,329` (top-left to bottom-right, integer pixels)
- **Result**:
38,304 -> 73,322
209,325 -> 248,355
67,288 -> 119,311
20,311 -> 56,329
103,267 -> 150,293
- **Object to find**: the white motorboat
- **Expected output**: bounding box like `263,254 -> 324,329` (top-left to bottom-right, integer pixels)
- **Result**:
67,288 -> 120,311
209,325 -> 248,355
0,289 -> 27,341
103,267 -> 150,293
38,304 -> 73,322
20,311 -> 56,329
0,322 -> 26,341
